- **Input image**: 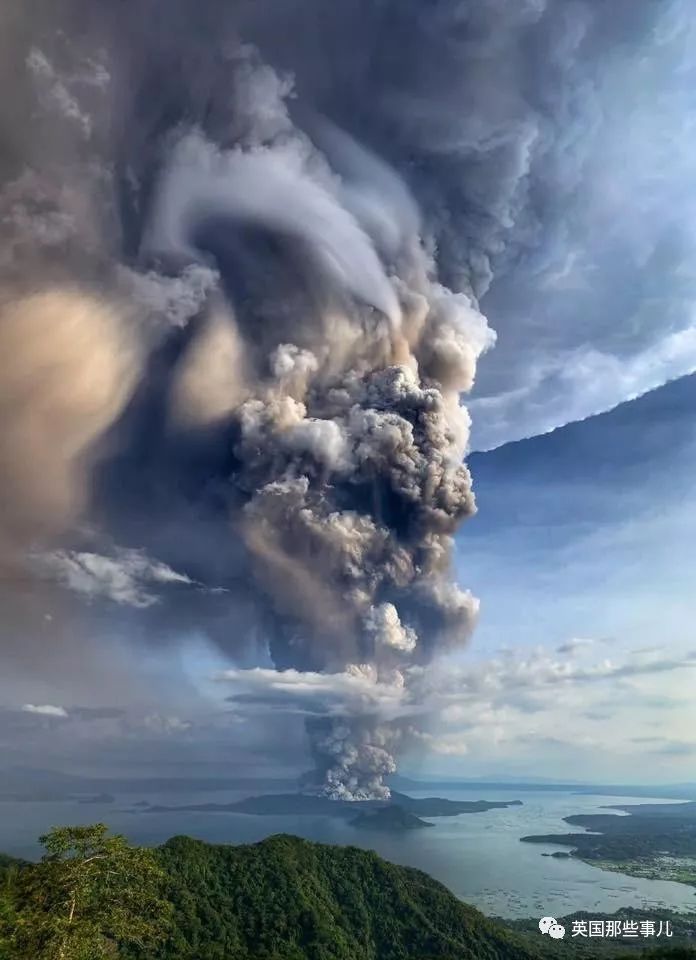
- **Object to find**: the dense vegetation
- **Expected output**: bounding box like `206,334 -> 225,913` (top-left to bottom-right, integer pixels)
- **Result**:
151,833 -> 538,960
1,825 -> 170,960
0,856 -> 20,960
2,826 -> 696,960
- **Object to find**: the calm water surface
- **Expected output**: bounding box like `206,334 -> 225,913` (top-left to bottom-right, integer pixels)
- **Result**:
3,787 -> 694,918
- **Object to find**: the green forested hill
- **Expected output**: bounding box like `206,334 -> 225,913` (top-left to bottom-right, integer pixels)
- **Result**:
3,831 -> 696,960
149,833 -> 541,960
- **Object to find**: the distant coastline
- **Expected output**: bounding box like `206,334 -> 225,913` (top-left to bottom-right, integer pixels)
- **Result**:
521,799 -> 696,891
391,775 -> 696,801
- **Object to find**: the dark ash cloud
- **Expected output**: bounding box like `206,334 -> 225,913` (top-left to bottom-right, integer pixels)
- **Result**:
1,0 -> 689,796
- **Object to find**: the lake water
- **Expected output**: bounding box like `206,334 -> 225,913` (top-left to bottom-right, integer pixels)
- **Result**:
3,787 -> 695,918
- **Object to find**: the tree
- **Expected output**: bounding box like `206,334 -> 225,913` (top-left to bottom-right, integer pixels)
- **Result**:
7,824 -> 171,960
0,860 -> 19,960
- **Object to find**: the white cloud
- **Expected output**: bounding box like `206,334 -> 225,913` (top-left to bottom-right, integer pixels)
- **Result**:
141,714 -> 193,735
419,648 -> 696,709
217,664 -> 408,719
471,326 -> 696,450
21,703 -> 68,718
555,637 -> 596,656
38,547 -> 194,608
399,639 -> 696,779
216,644 -> 696,775
439,703 -> 469,724
26,48 -> 93,139
412,729 -> 470,757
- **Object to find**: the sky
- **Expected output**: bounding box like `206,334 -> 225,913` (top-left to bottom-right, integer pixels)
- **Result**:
409,372 -> 696,782
1,0 -> 696,794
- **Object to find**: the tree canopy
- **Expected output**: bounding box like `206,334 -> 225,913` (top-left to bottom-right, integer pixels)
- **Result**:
2,828 -> 696,960
3,824 -> 170,960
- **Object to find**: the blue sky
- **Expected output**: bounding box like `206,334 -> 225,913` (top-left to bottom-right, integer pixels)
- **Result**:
404,373 -> 696,782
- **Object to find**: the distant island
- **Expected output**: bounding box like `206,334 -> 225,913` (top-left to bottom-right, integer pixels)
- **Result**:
350,804 -> 434,832
521,799 -> 696,889
140,789 -> 523,822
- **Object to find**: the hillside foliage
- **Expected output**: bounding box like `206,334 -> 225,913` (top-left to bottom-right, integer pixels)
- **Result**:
2,828 -> 696,960
149,833 -> 539,960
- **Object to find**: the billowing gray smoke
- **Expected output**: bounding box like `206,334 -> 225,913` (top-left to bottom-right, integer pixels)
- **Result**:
0,0 -> 674,796
138,51 -> 491,797
304,718 -> 399,802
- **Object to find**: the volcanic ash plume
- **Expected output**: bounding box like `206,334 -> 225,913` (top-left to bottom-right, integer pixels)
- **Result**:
304,717 -> 399,802
156,84 -> 494,794
0,3 -> 504,798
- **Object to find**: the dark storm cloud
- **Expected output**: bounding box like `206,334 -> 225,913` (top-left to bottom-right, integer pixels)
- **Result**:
0,0 -> 688,795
